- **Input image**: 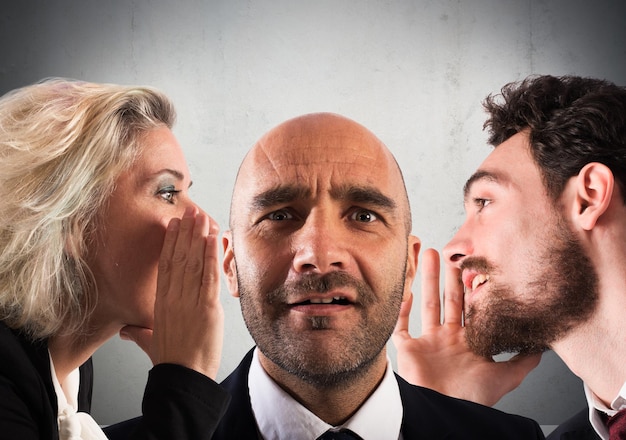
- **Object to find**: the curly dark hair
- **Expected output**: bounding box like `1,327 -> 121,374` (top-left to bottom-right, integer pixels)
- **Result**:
483,74 -> 626,203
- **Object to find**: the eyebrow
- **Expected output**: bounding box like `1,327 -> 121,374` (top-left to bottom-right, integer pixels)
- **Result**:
463,170 -> 504,200
156,169 -> 193,188
250,184 -> 397,211
331,185 -> 397,211
251,186 -> 311,210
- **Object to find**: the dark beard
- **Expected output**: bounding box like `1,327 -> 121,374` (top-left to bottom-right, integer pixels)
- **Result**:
464,222 -> 599,357
238,270 -> 404,389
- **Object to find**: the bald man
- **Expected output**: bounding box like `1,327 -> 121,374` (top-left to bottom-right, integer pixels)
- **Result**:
213,113 -> 544,439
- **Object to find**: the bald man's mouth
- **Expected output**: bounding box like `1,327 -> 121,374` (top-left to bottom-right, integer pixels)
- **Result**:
294,296 -> 351,305
288,294 -> 355,315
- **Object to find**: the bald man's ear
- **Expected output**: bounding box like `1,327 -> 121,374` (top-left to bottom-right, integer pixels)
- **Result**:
572,162 -> 614,230
222,230 -> 240,298
403,235 -> 421,301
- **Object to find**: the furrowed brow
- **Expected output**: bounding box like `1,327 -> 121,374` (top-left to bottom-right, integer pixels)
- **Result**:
333,185 -> 397,211
251,185 -> 311,210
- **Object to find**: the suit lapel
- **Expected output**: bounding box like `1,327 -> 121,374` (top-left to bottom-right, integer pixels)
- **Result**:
396,373 -> 452,438
214,348 -> 260,439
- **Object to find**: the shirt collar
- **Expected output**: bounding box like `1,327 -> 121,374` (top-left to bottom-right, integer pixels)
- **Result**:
249,348 -> 403,440
49,351 -> 108,440
584,380 -> 626,440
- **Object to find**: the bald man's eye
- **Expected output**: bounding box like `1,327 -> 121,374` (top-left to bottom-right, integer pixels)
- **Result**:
350,209 -> 378,223
267,210 -> 294,221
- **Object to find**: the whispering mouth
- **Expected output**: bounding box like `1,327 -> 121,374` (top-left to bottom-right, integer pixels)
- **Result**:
471,274 -> 490,291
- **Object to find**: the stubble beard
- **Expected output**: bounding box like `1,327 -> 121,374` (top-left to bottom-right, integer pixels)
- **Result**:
238,270 -> 405,389
464,221 -> 599,357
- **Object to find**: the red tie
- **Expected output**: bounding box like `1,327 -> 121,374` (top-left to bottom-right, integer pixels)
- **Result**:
608,409 -> 626,439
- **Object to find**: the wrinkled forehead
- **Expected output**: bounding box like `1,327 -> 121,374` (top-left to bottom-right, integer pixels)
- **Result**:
234,114 -> 405,203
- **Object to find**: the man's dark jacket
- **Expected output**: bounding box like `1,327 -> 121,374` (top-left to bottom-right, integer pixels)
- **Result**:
547,408 -> 601,440
212,349 -> 546,439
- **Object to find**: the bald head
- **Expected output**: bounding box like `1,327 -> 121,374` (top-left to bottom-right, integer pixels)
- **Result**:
230,112 -> 412,233
222,113 -> 418,395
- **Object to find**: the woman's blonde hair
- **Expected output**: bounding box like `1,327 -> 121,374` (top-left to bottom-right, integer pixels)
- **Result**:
0,78 -> 176,340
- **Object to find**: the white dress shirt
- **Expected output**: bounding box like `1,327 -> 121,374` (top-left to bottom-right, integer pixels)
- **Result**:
49,353 -> 108,440
248,348 -> 403,440
584,380 -> 626,440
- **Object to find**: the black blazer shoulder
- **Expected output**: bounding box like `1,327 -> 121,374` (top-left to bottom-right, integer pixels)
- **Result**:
0,321 -> 91,439
214,348 -> 544,440
212,349 -> 259,439
547,407 -> 601,440
0,321 -> 58,439
395,374 -> 544,439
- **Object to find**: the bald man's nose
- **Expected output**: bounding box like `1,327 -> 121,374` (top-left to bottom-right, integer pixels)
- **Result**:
292,212 -> 349,273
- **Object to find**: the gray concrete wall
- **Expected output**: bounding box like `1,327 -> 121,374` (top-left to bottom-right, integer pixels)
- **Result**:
2,0 -> 624,428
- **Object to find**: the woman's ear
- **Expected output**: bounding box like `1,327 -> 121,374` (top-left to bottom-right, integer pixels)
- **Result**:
222,230 -> 240,297
403,235 -> 421,301
572,162 -> 614,230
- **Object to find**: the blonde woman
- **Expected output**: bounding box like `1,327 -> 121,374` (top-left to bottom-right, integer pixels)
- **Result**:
0,78 -> 228,440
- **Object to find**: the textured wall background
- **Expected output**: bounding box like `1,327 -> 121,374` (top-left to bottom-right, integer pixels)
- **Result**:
1,0 -> 625,428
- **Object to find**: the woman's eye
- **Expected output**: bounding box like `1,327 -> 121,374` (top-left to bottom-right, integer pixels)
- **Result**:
157,186 -> 181,204
267,210 -> 293,221
351,209 -> 378,223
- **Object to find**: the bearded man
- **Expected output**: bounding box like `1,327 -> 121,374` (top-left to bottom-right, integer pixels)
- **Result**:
394,75 -> 626,440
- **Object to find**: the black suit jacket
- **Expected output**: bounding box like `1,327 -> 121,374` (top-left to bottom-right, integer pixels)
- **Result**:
0,321 -> 92,440
0,320 -> 230,440
212,348 -> 546,439
547,408 -> 601,440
